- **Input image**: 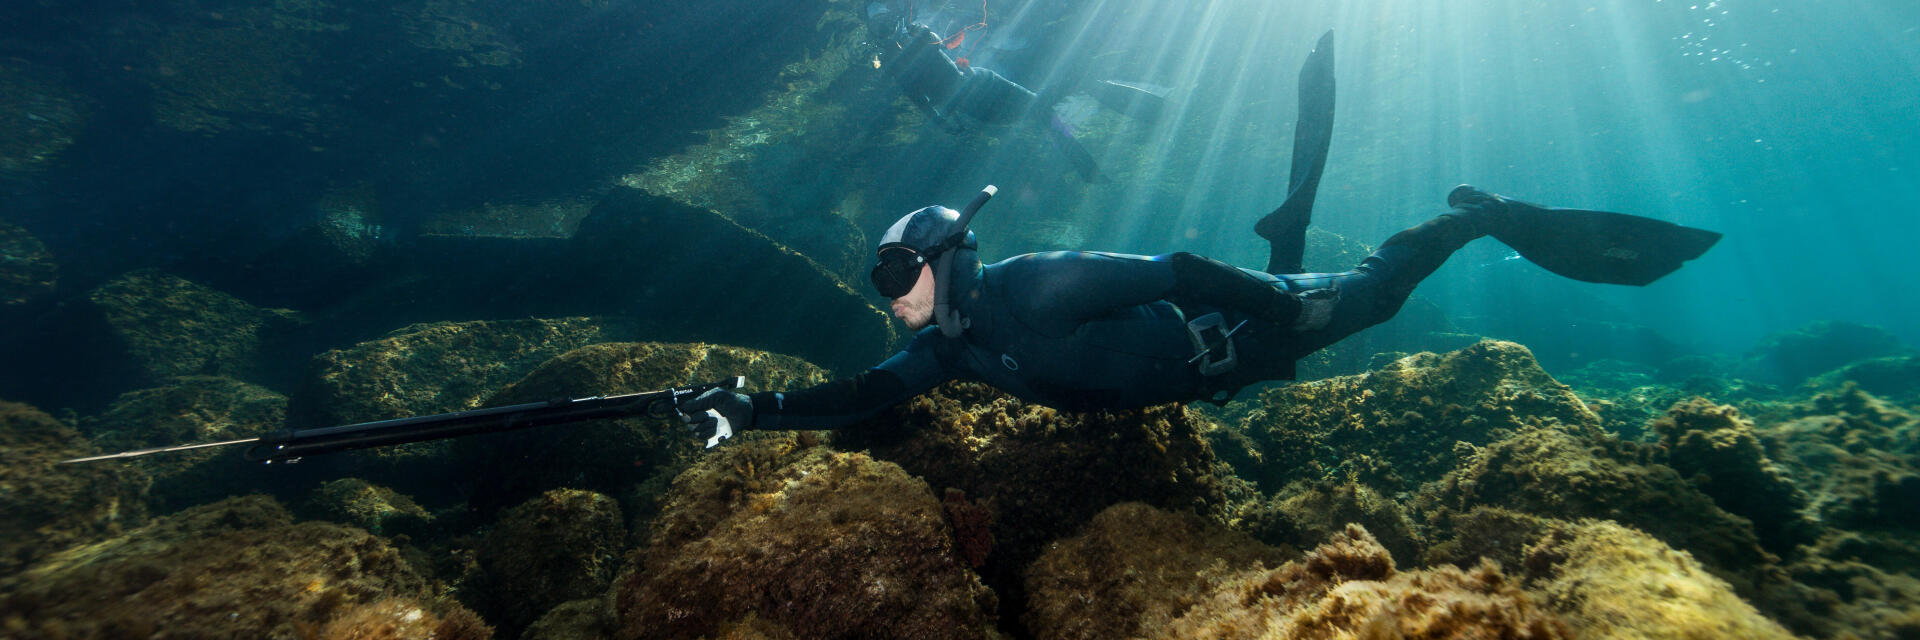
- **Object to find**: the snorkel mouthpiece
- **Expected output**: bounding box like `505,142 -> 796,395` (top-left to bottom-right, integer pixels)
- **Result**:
932,185 -> 995,337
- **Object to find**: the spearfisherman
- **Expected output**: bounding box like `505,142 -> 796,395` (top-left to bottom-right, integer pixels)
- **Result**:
863,1 -> 1164,181
676,33 -> 1721,443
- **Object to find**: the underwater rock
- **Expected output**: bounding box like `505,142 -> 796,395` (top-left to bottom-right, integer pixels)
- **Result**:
1233,340 -> 1604,494
616,439 -> 1002,640
317,189 -> 896,375
0,400 -> 147,575
303,478 -> 432,537
1650,398 -> 1819,554
82,376 -> 286,512
1765,386 -> 1920,533
1522,520 -> 1796,639
1558,358 -> 1659,391
1562,364 -> 1783,441
0,219 -> 57,307
472,489 -> 624,637
523,598 -> 618,640
1767,531 -> 1920,638
1422,506 -> 1563,572
141,8 -> 337,137
705,615 -> 803,640
838,381 -> 1230,592
227,186 -> 394,309
287,317 -> 637,482
1805,355 -> 1920,404
453,341 -> 830,514
1657,353 -> 1739,384
1233,478 -> 1423,564
0,60 -> 86,178
1023,502 -> 1290,640
316,597 -> 494,640
1746,320 -> 1912,385
0,495 -> 444,638
619,7 -> 914,283
421,198 -> 597,239
292,317 -> 632,428
1162,524 -> 1570,639
1430,425 -> 1773,583
1301,226 -> 1376,274
87,269 -> 306,390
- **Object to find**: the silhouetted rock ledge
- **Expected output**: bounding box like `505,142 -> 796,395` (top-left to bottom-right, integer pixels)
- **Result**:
0,219 -> 57,307
315,188 -> 896,375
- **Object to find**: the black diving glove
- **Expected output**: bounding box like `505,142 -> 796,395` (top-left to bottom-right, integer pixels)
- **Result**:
678,388 -> 754,449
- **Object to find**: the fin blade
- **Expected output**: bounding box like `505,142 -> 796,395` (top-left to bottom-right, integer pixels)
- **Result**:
1258,29 -> 1335,274
1496,207 -> 1723,286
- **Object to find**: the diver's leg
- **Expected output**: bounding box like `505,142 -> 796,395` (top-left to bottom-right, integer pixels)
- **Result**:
1256,30 -> 1335,274
1272,202 -> 1493,360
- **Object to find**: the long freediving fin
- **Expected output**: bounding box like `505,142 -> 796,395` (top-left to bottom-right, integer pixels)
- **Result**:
1087,80 -> 1172,120
1046,113 -> 1103,182
1257,30 -> 1335,274
1450,186 -> 1723,286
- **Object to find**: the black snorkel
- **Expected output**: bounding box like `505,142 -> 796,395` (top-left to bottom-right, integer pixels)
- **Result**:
932,184 -> 996,337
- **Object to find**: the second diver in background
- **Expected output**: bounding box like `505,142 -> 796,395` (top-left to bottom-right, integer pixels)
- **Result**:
864,0 -> 1169,182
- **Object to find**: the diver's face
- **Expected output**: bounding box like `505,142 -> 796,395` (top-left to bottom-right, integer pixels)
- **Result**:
890,265 -> 937,330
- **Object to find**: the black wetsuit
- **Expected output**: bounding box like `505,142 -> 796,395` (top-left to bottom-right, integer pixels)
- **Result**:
749,213 -> 1482,429
886,22 -> 1038,129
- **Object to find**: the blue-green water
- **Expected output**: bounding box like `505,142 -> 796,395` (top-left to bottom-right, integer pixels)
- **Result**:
4,1 -> 1919,638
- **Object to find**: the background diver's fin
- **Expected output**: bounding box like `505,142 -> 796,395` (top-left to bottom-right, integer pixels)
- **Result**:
1045,114 -> 1103,182
1087,79 -> 1172,120
1492,199 -> 1724,286
1257,29 -> 1335,274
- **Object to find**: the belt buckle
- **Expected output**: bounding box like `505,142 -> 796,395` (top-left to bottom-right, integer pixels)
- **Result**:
1185,312 -> 1245,377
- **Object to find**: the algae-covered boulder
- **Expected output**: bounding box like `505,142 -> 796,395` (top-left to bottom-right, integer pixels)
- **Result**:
0,495 -> 463,638
1431,425 -> 1772,580
1650,398 -> 1819,553
303,478 -> 432,536
1523,520 -> 1796,639
286,317 -> 639,482
1805,355 -> 1920,404
1746,320 -> 1912,385
0,400 -> 148,575
1765,387 -> 1920,533
1233,478 -> 1423,563
0,219 -> 57,306
1234,340 -> 1603,493
1422,506 -> 1563,572
88,269 -> 305,389
472,489 -> 624,636
523,598 -> 618,640
1023,502 -> 1289,640
0,60 -> 86,178
82,376 -> 286,511
454,341 -> 830,513
617,439 -> 1002,640
317,598 -> 494,640
292,317 -> 634,429
1162,524 -> 1570,639
840,381 -> 1229,587
1770,532 -> 1920,639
